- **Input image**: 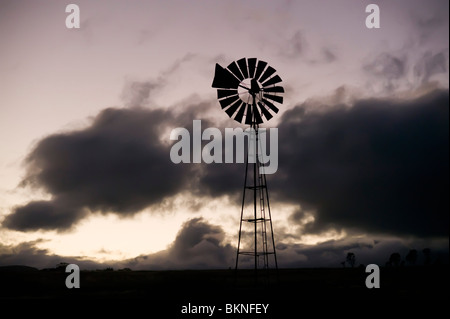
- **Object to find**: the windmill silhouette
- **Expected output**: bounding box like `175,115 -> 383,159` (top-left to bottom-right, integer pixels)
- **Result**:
212,58 -> 284,281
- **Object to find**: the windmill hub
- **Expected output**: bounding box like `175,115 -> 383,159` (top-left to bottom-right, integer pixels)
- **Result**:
237,78 -> 261,104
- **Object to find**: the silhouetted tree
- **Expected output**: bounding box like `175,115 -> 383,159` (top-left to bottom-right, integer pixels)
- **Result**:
346,252 -> 356,268
423,248 -> 431,266
341,261 -> 346,268
389,252 -> 401,267
405,249 -> 418,265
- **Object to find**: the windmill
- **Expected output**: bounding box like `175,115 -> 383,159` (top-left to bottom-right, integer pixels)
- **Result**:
212,58 -> 284,280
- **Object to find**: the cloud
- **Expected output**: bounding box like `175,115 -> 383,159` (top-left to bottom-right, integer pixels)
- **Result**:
3,200 -> 87,232
363,52 -> 407,92
364,52 -> 406,80
273,89 -> 449,237
0,239 -> 103,270
2,97 -> 223,232
124,218 -> 234,270
121,81 -> 157,107
321,48 -> 337,63
3,84 -> 449,240
280,30 -> 305,59
278,31 -> 337,64
3,106 -> 198,232
414,51 -> 448,84
410,0 -> 449,45
120,53 -> 198,107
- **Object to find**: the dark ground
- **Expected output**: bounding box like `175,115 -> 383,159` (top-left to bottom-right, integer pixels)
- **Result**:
0,266 -> 447,315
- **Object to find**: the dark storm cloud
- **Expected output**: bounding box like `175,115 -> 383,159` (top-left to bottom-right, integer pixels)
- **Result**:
273,89 -> 449,237
3,200 -> 87,232
3,106 -> 199,231
195,163 -> 244,199
124,218 -> 234,270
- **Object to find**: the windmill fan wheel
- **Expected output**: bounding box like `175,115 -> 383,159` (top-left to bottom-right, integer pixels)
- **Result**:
212,58 -> 284,125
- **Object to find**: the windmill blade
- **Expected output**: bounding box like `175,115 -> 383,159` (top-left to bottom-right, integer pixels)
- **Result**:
262,98 -> 279,113
212,64 -> 240,89
237,58 -> 249,79
262,86 -> 284,93
262,75 -> 282,87
217,89 -> 238,99
225,100 -> 242,118
234,102 -> 247,123
254,60 -> 268,81
257,101 -> 273,121
248,58 -> 257,78
227,61 -> 244,80
245,104 -> 253,125
264,93 -> 283,104
219,94 -> 240,109
252,104 -> 263,124
259,66 -> 276,83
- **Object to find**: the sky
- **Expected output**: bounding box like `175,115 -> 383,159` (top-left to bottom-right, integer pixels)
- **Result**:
0,0 -> 448,270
